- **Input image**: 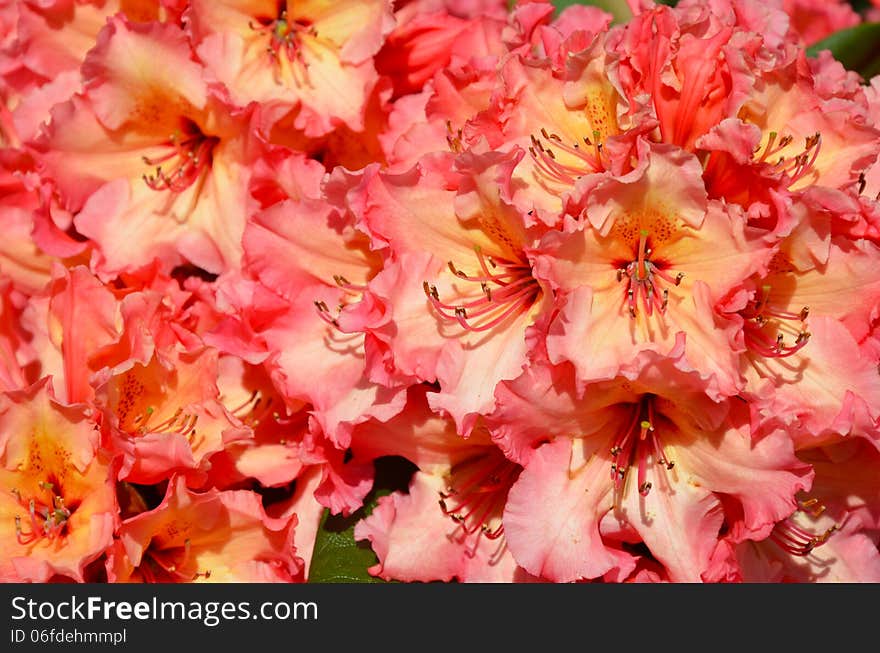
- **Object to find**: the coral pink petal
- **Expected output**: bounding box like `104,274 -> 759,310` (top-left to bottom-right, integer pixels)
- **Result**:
503,438 -> 631,582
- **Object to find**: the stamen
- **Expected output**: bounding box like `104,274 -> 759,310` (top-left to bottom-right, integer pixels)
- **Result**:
528,126 -> 605,186
13,481 -> 73,545
743,285 -> 811,359
439,450 -> 520,556
609,396 -> 674,499
248,7 -> 326,87
769,519 -> 837,556
425,248 -> 540,333
142,124 -> 218,195
636,230 -> 649,280
760,131 -> 822,187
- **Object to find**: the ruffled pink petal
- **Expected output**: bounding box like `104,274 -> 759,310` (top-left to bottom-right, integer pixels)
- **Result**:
82,17 -> 206,129
545,283 -> 745,400
244,197 -> 378,297
47,265 -> 122,404
350,384 -> 492,472
355,471 -> 521,582
0,379 -> 117,582
673,403 -> 814,540
119,476 -> 301,582
503,438 -> 632,582
744,316 -> 880,447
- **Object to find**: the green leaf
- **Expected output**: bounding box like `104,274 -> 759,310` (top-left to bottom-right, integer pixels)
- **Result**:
552,0 -> 632,23
807,23 -> 880,80
308,456 -> 417,583
550,0 -> 677,22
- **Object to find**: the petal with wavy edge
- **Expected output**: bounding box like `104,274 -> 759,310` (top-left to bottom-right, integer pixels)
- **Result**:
503,438 -> 632,582
355,471 -> 522,582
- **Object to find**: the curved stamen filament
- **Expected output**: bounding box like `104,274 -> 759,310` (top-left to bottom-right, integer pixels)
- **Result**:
439,452 -> 521,552
528,127 -> 605,185
142,128 -> 218,194
783,133 -> 821,186
755,131 -> 794,163
616,231 -> 683,319
141,538 -> 212,582
424,248 -> 540,333
743,285 -> 810,358
609,397 -> 674,498
769,519 -> 837,557
636,230 -> 649,280
333,275 -> 368,293
314,273 -> 370,332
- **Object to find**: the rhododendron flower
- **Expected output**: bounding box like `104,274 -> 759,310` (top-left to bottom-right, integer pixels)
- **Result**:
354,149 -> 552,433
207,354 -> 309,489
233,168 -> 406,448
98,346 -> 252,485
475,18 -> 629,224
539,144 -> 769,399
0,378 -> 117,582
38,17 -> 258,275
736,229 -> 880,447
189,0 -> 395,137
109,476 -> 301,582
492,359 -> 812,582
353,385 -> 527,582
0,0 -> 878,587
707,439 -> 880,582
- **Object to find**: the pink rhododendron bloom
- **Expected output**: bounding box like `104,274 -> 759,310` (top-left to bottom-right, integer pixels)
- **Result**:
38,17 -> 258,275
538,144 -> 769,400
353,385 -> 527,582
492,358 -> 812,582
189,0 -> 395,137
98,346 -> 252,485
0,0 -> 877,587
207,354 -> 308,490
473,14 -> 628,225
208,165 -> 402,516
0,378 -> 117,582
109,476 -> 301,582
353,149 -> 553,433
706,439 -> 880,582
233,168 -> 406,448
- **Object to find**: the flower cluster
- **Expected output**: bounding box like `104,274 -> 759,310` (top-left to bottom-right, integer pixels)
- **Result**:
1,0 -> 878,583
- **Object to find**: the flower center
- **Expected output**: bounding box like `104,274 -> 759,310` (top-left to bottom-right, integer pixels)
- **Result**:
13,480 -> 76,545
140,538 -> 212,583
616,229 -> 684,319
142,120 -> 217,195
609,396 -> 675,497
439,450 -> 521,562
129,406 -> 202,451
423,247 -> 540,333
249,6 -> 320,86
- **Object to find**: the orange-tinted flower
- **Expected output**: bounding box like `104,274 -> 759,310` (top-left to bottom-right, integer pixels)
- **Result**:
0,378 -> 117,582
